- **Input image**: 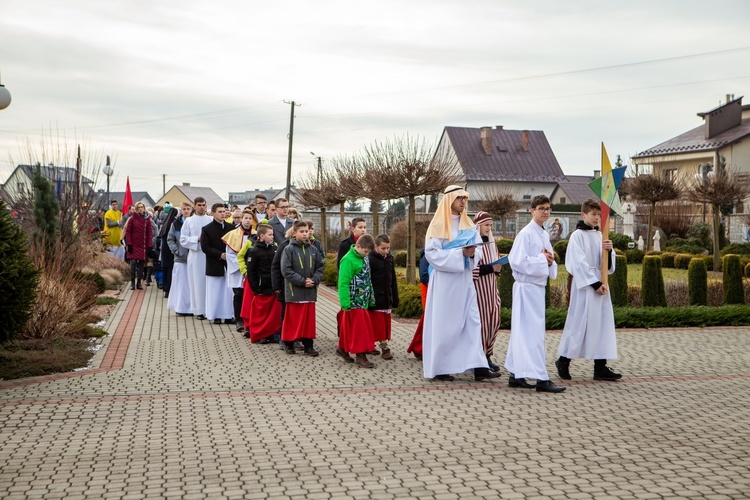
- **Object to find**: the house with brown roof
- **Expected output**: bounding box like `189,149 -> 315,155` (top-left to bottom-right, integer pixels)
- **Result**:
155,183 -> 225,208
632,95 -> 750,187
436,126 -> 567,210
550,174 -> 597,206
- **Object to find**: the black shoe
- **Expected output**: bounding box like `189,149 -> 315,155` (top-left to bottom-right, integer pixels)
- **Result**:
196,315 -> 206,320
242,331 -> 250,339
213,319 -> 222,325
414,353 -> 423,361
224,318 -> 235,324
176,312 -> 193,317
508,376 -> 535,389
136,283 -> 143,290
433,374 -> 454,381
284,345 -> 296,355
164,292 -> 169,299
258,337 -> 276,345
304,348 -> 319,357
235,321 -> 245,332
130,283 -> 135,290
536,380 -> 566,393
475,368 -> 502,381
555,358 -> 572,380
594,365 -> 622,381
487,356 -> 501,373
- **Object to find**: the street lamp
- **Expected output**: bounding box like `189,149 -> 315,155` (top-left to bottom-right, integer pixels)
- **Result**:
310,151 -> 322,185
0,70 -> 11,110
102,155 -> 113,207
694,162 -> 715,223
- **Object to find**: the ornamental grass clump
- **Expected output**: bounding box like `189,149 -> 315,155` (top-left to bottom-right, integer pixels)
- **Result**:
688,258 -> 708,306
641,256 -> 666,307
722,254 -> 745,305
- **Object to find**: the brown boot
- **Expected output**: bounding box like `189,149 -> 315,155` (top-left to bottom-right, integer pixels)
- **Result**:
355,353 -> 374,368
381,347 -> 393,360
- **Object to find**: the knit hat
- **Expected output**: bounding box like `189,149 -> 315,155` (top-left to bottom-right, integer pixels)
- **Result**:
473,211 -> 492,225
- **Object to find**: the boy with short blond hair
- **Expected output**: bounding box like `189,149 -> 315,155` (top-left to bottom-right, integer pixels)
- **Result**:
337,234 -> 377,368
368,234 -> 399,360
556,198 -> 621,381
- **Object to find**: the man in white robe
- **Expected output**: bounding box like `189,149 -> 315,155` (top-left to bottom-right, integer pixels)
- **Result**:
180,198 -> 212,320
422,185 -> 496,382
201,203 -> 235,324
505,195 -> 565,393
556,199 -> 621,381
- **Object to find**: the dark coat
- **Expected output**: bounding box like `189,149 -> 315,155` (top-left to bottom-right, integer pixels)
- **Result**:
200,219 -> 231,277
336,234 -> 356,269
280,239 -> 324,303
271,238 -> 292,302
124,213 -> 153,261
368,250 -> 400,310
247,240 -> 277,295
268,215 -> 293,245
418,249 -> 430,285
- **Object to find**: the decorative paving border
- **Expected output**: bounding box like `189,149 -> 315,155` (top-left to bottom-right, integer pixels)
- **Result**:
0,289 -> 145,390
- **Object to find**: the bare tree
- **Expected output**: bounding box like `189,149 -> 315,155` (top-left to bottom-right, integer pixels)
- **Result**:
686,160 -> 750,270
625,173 -> 681,251
475,185 -> 522,238
362,135 -> 463,283
294,169 -> 345,254
326,155 -> 359,238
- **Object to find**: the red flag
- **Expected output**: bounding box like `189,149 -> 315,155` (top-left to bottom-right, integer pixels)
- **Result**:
122,177 -> 133,211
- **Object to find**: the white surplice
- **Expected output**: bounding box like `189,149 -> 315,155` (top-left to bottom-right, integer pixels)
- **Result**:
558,227 -> 617,360
166,262 -> 191,314
423,216 -> 489,379
205,276 -> 234,320
179,214 -> 212,316
504,221 -> 558,380
225,236 -> 249,289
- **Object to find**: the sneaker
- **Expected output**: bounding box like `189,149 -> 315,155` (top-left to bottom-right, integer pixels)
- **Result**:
381,348 -> 393,360
304,348 -> 319,357
336,348 -> 355,363
555,358 -> 572,380
594,365 -> 622,381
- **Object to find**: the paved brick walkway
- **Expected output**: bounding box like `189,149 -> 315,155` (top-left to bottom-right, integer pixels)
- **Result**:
1,284 -> 749,498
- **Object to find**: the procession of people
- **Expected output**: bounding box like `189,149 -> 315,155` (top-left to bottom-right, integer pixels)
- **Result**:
105,187 -> 621,390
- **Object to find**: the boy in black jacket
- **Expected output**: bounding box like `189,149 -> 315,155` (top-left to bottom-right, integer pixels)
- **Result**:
246,225 -> 282,344
368,234 -> 399,360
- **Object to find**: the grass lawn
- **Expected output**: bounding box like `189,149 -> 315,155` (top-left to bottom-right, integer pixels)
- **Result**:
0,338 -> 95,380
553,263 -> 722,286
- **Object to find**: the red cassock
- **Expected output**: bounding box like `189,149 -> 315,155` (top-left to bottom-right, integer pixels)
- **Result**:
240,278 -> 255,329
249,294 -> 282,343
368,310 -> 392,342
339,309 -> 375,354
407,314 -> 424,357
281,303 -> 316,342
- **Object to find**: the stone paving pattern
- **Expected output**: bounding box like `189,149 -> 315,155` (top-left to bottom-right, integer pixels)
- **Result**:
1,283 -> 749,499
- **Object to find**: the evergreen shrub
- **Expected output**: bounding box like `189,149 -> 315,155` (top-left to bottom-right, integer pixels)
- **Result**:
688,258 -> 708,306
722,254 -> 745,305
642,256 -> 666,307
322,253 -> 338,287
393,250 -> 408,268
393,282 -> 423,319
625,249 -> 645,264
745,262 -> 750,278
498,263 -> 515,310
553,239 -> 568,263
660,252 -> 676,268
610,255 -> 628,307
674,253 -> 696,269
720,243 -> 750,256
0,200 -> 41,343
496,239 -> 513,254
609,233 -> 633,251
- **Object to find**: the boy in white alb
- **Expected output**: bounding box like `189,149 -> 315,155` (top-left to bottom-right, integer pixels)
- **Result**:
556,198 -> 622,381
505,195 -> 565,393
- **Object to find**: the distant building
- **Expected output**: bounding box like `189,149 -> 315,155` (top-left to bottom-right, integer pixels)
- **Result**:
550,174 -> 597,206
228,188 -> 280,206
92,190 -> 156,210
436,126 -> 567,210
1,164 -> 94,204
155,183 -> 225,208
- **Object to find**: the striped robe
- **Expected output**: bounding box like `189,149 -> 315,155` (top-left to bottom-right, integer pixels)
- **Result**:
472,236 -> 501,356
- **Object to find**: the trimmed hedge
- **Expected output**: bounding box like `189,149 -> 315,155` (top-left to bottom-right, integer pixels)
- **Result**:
642,256 -> 666,307
626,249 -> 645,264
610,233 -> 633,251
746,262 -> 750,278
498,305 -> 750,330
720,243 -> 750,256
660,252 -> 677,269
610,255 -> 628,307
322,253 -> 338,287
553,239 -> 568,263
498,263 -> 515,310
674,253 -> 697,269
393,282 -> 423,319
722,254 -> 745,305
496,239 -> 514,254
688,258 -> 708,306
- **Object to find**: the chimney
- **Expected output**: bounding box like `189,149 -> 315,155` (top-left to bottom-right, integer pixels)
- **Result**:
182,182 -> 191,187
698,96 -> 742,139
480,126 -> 493,155
594,169 -> 601,179
496,125 -> 504,130
521,130 -> 529,152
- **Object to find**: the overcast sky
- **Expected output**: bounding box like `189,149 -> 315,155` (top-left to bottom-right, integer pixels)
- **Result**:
1,0 -> 749,201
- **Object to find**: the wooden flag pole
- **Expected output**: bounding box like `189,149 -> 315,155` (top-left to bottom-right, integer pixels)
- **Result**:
600,202 -> 610,286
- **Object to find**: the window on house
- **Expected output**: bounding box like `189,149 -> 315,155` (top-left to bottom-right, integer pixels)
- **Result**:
663,168 -> 677,180
18,182 -> 26,193
522,194 -> 531,200
559,197 -> 566,204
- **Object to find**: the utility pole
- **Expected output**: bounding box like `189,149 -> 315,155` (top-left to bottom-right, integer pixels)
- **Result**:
162,174 -> 166,197
284,100 -> 301,200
